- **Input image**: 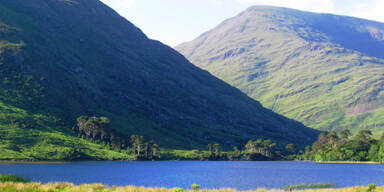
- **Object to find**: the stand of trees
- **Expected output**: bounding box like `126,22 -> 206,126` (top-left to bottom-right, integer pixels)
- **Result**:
244,139 -> 277,159
204,139 -> 290,161
206,143 -> 226,160
74,116 -> 128,148
74,116 -> 160,160
130,135 -> 160,159
301,130 -> 384,162
69,117 -> 384,162
73,116 -> 300,161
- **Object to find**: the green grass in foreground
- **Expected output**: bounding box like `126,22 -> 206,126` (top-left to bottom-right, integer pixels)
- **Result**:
0,175 -> 28,183
0,182 -> 383,192
284,183 -> 335,191
0,177 -> 381,192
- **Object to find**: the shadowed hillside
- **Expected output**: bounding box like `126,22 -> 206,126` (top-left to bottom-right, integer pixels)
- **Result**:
0,1 -> 318,160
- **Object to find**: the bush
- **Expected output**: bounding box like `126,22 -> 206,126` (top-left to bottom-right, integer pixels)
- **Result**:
367,184 -> 376,192
172,188 -> 184,192
0,174 -> 29,183
191,184 -> 200,192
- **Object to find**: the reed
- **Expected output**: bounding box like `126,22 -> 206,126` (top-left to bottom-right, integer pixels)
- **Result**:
0,182 -> 383,192
0,175 -> 29,183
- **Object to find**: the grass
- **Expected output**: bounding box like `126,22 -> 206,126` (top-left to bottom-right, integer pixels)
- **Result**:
0,99 -> 135,161
0,176 -> 380,192
0,182 -> 383,192
0,175 -> 28,183
315,161 -> 382,164
284,183 -> 335,190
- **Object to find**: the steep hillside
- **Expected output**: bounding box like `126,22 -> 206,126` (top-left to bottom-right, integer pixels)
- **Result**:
0,1 -> 318,159
176,6 -> 384,135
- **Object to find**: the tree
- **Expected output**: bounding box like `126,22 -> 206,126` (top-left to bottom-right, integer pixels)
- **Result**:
143,142 -> 149,158
213,144 -> 221,158
318,133 -> 328,145
368,144 -> 379,162
327,131 -> 339,149
261,139 -> 276,157
75,116 -> 126,149
233,146 -> 241,158
151,143 -> 160,158
245,140 -> 256,153
327,131 -> 338,143
340,129 -> 351,139
145,140 -> 157,159
244,139 -> 276,158
340,129 -> 351,145
377,143 -> 384,163
303,128 -> 384,162
285,144 -> 296,153
380,133 -> 384,143
130,135 -> 144,156
311,141 -> 322,152
355,130 -> 372,144
207,144 -> 213,157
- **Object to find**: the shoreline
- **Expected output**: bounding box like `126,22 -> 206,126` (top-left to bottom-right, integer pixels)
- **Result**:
0,182 -> 382,192
0,160 -> 280,164
315,161 -> 383,165
1,159 -> 383,165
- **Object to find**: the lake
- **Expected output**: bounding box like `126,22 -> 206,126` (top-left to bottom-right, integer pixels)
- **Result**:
0,161 -> 383,190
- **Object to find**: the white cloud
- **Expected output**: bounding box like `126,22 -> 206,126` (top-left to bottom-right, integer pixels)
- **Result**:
340,0 -> 384,22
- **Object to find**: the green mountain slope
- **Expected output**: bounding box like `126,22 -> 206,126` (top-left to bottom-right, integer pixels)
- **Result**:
0,1 -> 318,159
176,6 -> 384,135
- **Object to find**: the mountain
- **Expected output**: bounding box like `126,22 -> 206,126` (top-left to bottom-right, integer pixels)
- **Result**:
0,1 -> 318,160
176,6 -> 384,136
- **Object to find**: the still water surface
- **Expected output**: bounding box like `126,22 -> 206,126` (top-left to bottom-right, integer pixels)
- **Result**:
1,161 -> 383,190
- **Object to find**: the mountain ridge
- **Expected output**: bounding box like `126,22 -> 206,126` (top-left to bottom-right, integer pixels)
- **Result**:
0,1 -> 319,159
176,5 -> 384,135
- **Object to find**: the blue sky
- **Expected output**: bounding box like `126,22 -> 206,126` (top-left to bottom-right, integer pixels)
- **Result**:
100,0 -> 384,47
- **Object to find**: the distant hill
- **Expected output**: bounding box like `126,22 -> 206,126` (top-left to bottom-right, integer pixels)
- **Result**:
0,1 -> 318,160
176,6 -> 384,135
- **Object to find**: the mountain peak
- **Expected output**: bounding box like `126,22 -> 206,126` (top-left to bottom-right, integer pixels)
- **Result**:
0,0 -> 319,159
176,6 -> 384,135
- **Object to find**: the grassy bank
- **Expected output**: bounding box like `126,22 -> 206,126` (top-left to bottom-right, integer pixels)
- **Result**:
315,161 -> 382,164
0,175 -> 28,183
0,182 -> 382,192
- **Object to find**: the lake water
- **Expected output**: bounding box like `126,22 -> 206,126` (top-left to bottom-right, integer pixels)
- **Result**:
0,161 -> 384,190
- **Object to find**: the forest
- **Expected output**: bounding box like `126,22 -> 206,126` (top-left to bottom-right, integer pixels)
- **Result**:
301,130 -> 384,162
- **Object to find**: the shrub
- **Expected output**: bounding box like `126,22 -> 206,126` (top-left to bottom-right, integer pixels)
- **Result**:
0,174 -> 29,183
367,184 -> 376,192
172,188 -> 184,192
191,184 -> 200,192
